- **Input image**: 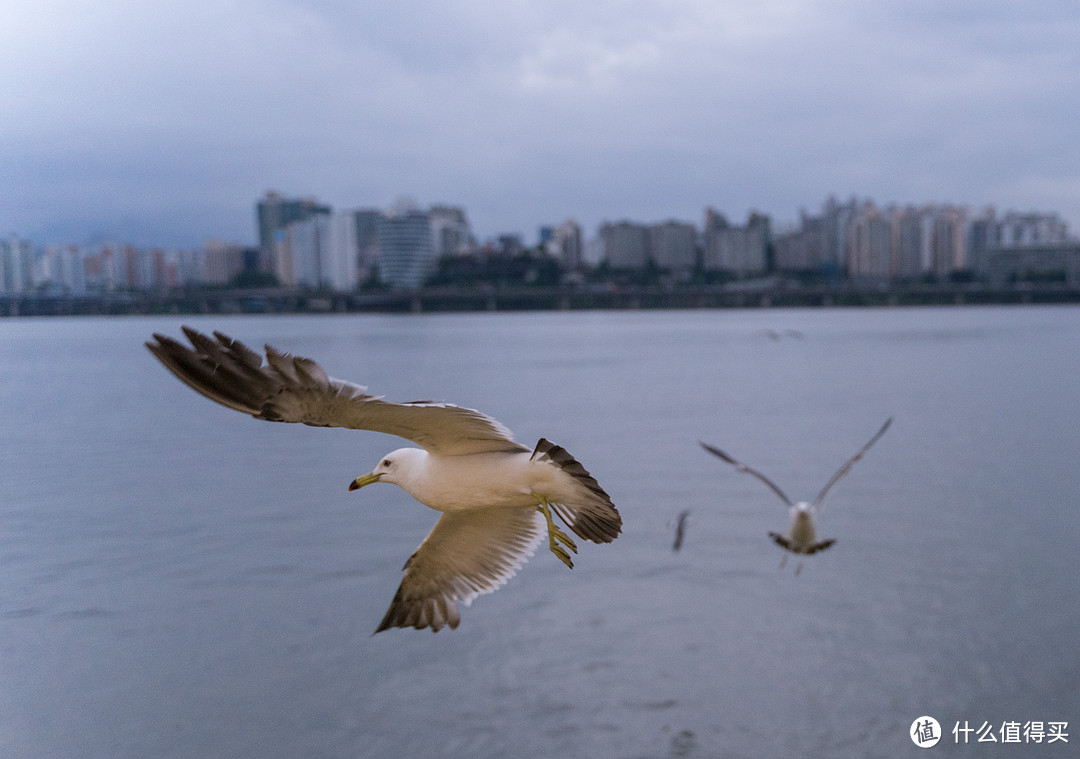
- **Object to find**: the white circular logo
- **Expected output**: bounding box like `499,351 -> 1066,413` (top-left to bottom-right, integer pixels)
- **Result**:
911,716 -> 942,748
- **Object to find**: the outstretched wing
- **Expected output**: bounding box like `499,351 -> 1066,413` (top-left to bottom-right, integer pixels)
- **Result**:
812,417 -> 893,509
671,509 -> 691,552
700,441 -> 793,507
146,326 -> 527,456
376,507 -> 545,633
768,532 -> 836,555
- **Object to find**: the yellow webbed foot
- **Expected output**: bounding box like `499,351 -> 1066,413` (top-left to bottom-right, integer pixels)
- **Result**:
535,496 -> 577,569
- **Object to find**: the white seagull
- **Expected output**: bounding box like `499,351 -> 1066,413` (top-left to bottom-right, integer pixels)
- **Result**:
700,418 -> 892,573
146,327 -> 622,632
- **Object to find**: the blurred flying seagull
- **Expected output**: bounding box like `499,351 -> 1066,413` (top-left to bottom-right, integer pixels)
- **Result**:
700,418 -> 892,573
146,327 -> 621,632
670,509 -> 691,552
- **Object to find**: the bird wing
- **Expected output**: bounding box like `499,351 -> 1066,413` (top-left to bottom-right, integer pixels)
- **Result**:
376,507 -> 545,633
700,441 -> 794,507
812,417 -> 893,509
146,326 -> 528,456
671,509 -> 690,552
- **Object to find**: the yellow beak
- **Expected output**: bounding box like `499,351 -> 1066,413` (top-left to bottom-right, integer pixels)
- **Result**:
349,472 -> 382,491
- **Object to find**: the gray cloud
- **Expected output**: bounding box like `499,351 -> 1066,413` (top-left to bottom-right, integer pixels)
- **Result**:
2,0 -> 1078,247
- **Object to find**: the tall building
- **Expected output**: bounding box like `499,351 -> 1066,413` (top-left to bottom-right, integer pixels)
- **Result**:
36,245 -> 87,294
774,212 -> 827,272
702,210 -> 769,275
0,235 -> 34,294
551,219 -> 584,271
648,220 -> 697,271
821,196 -> 858,271
62,245 -> 89,293
97,246 -> 120,291
376,200 -> 434,289
352,209 -> 382,283
599,221 -> 649,269
276,212 -> 360,290
284,217 -> 322,287
930,206 -> 968,277
256,191 -> 332,263
846,203 -> 890,279
320,212 -> 360,291
116,245 -> 144,290
429,206 -> 473,258
204,239 -> 249,285
889,206 -> 925,280
965,207 -> 998,276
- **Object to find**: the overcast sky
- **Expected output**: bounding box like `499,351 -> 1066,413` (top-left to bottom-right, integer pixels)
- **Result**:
3,0 -> 1079,248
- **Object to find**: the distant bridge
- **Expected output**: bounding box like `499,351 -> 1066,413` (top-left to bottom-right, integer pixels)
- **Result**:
4,282 -> 1080,317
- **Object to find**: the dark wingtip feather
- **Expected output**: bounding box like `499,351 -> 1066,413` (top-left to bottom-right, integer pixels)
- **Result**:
700,441 -> 736,464
532,438 -> 622,543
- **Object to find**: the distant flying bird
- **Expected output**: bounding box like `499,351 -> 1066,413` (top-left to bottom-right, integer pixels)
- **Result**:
700,418 -> 893,573
763,329 -> 805,341
146,327 -> 621,632
670,509 -> 691,552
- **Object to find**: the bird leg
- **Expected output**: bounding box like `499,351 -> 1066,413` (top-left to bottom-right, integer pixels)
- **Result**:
535,496 -> 577,569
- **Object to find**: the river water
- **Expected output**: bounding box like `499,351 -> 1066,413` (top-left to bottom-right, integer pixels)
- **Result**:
1,306 -> 1077,757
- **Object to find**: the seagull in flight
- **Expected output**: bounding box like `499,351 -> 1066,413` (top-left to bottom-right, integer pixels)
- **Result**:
146,327 -> 622,632
670,509 -> 691,552
700,418 -> 892,573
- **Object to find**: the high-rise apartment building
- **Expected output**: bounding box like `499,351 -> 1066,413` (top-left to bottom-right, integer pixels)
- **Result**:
0,235 -> 34,294
551,220 -> 584,271
821,196 -> 858,271
256,191 -> 332,263
352,209 -> 382,283
773,213 -> 827,272
276,212 -> 360,291
648,220 -> 697,272
930,206 -> 968,277
320,212 -> 360,291
429,206 -> 473,259
599,222 -> 649,269
376,200 -> 434,289
702,210 -> 769,275
203,240 -> 244,285
846,203 -> 891,279
889,207 -> 925,280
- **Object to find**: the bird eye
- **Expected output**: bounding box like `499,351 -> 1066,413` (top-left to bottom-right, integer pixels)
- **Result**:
382,459 -> 392,468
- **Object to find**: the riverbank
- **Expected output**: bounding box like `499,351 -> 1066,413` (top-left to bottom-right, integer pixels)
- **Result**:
4,281 -> 1079,317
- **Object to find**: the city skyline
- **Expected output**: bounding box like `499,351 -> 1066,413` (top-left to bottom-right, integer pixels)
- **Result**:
3,2 -> 1079,249
5,189 -> 1075,251
4,191 -> 1077,298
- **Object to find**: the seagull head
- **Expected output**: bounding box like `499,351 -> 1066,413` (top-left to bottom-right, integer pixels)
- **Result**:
789,501 -> 816,524
349,447 -> 425,491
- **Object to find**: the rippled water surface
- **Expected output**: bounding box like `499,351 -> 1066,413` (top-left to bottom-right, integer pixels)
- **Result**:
2,306 -> 1078,757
